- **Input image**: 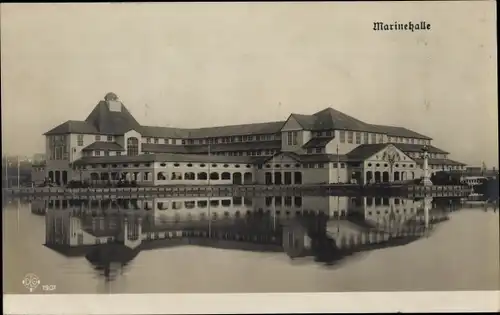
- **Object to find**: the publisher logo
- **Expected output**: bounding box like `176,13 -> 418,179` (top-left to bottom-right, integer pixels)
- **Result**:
22,273 -> 41,292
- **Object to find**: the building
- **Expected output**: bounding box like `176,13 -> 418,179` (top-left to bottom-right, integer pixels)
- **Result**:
41,92 -> 466,186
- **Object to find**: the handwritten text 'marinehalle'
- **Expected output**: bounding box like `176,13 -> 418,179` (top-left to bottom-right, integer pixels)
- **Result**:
373,21 -> 431,32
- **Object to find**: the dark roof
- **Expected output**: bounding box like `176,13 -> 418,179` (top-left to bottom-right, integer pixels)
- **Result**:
258,151 -> 349,164
140,121 -> 284,139
44,120 -> 98,135
370,125 -> 432,140
299,154 -> 350,163
286,108 -> 432,140
140,126 -> 190,138
73,152 -> 259,165
413,158 -> 467,166
188,121 -> 284,138
346,143 -> 389,160
141,143 -> 191,154
142,141 -> 281,154
82,141 -> 124,151
312,108 -> 371,131
84,99 -> 141,135
303,137 -> 334,148
290,114 -> 317,130
391,143 -> 449,154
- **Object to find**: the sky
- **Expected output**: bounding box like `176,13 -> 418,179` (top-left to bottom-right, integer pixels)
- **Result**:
1,2 -> 497,167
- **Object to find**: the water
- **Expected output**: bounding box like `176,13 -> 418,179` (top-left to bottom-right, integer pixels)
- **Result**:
3,194 -> 499,294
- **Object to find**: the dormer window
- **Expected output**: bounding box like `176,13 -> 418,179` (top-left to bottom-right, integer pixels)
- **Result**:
95,135 -> 101,141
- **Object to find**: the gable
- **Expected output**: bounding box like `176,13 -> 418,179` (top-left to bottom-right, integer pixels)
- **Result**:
366,144 -> 413,162
260,152 -> 302,164
281,115 -> 305,132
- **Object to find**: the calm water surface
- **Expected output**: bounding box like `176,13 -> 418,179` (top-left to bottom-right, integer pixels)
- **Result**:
3,195 -> 499,294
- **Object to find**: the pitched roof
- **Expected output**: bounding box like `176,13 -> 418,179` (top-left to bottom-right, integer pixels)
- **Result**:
187,121 -> 284,138
303,137 -> 334,148
346,143 -> 389,160
391,143 -> 449,154
142,141 -> 281,154
44,120 -> 98,135
141,143 -> 190,154
413,158 -> 467,166
312,107 -> 371,131
82,141 -> 124,151
258,151 -> 349,164
140,126 -> 190,138
73,152 -> 259,165
299,154 -> 350,163
290,114 -> 317,130
370,125 -> 432,140
84,98 -> 141,135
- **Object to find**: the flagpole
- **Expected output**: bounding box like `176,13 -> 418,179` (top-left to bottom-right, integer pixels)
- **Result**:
4,156 -> 8,189
17,156 -> 20,189
336,144 -> 340,183
273,104 -> 278,231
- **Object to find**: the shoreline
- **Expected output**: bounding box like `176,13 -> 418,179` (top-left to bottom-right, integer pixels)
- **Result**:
3,184 -> 470,198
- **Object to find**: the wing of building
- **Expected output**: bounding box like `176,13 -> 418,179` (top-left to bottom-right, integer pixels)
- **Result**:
39,92 -> 467,186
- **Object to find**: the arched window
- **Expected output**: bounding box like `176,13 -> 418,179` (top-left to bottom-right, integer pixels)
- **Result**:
197,172 -> 208,180
184,172 -> 196,180
127,137 -> 139,156
221,172 -> 231,180
210,172 -> 219,180
157,172 -> 167,180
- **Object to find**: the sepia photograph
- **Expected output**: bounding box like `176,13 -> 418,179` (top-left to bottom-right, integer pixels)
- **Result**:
2,1 -> 498,314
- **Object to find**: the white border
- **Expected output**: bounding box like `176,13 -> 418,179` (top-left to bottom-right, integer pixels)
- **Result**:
3,291 -> 500,314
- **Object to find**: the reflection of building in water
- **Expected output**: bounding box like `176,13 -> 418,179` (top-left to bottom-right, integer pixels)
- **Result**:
41,195 -> 452,274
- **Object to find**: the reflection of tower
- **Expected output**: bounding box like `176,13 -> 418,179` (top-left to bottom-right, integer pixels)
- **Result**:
121,216 -> 143,249
423,197 -> 433,232
421,146 -> 433,186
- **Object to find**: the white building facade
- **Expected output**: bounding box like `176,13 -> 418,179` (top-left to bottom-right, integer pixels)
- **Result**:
40,93 -> 467,186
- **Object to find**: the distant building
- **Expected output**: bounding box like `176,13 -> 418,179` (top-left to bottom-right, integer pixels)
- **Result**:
41,92 -> 467,186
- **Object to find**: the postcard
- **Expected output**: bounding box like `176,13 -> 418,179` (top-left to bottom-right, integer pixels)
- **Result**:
2,1 -> 498,314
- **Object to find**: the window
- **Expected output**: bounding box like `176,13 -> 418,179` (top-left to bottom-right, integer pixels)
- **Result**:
77,135 -> 84,146
95,150 -> 101,156
127,137 -> 139,156
378,134 -> 384,143
355,132 -> 361,144
154,138 -> 159,144
107,135 -> 113,141
95,135 -> 101,141
105,151 -> 110,156
371,133 -> 376,144
287,131 -> 298,146
116,151 -> 122,156
339,131 -> 346,143
347,131 -> 353,143
363,132 -> 369,144
315,148 -> 322,154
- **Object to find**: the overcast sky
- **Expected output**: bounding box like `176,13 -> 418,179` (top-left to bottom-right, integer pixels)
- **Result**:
1,2 -> 497,167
